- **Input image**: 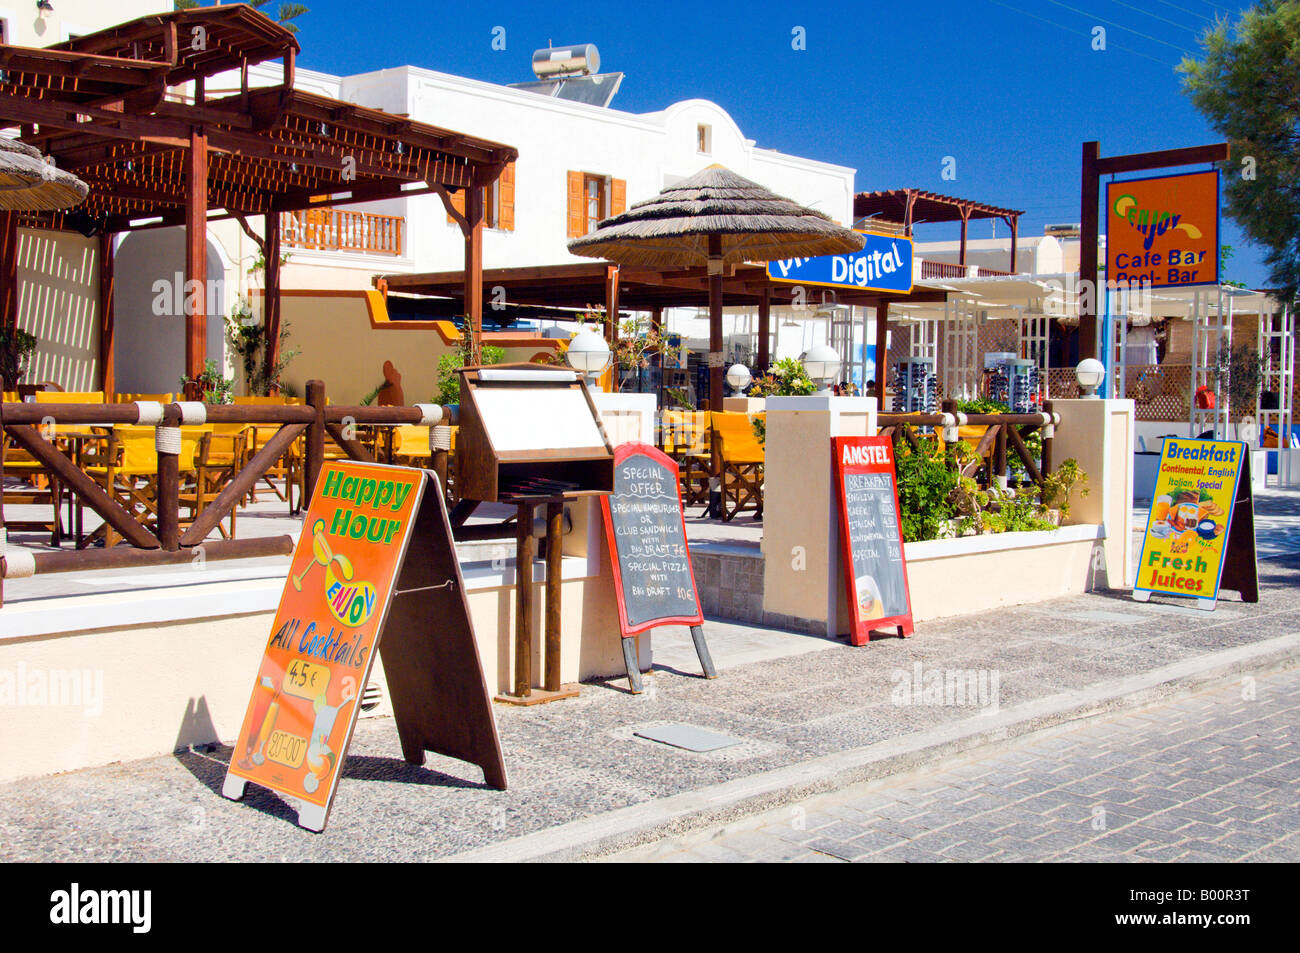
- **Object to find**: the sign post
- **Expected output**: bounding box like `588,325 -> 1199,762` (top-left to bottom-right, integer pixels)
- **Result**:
1134,437 -> 1258,610
222,461 -> 505,832
832,436 -> 914,644
600,443 -> 714,693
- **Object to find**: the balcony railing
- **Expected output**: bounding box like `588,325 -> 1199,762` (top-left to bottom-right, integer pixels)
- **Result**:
281,209 -> 404,256
917,259 -> 1014,281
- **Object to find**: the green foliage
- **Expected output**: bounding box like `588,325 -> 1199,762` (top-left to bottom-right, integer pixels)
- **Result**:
224,297 -> 300,397
1180,2 -> 1300,302
1215,341 -> 1265,414
1039,458 -> 1090,519
752,416 -> 766,447
894,437 -> 959,542
750,357 -> 816,397
955,396 -> 1010,415
0,326 -> 38,388
664,386 -> 695,410
435,336 -> 504,405
183,359 -> 235,405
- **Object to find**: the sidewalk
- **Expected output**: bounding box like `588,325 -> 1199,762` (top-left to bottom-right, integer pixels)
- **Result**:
2,550 -> 1297,862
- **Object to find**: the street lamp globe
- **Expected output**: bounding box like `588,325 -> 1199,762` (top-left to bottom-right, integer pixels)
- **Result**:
725,363 -> 751,396
1075,358 -> 1106,398
565,327 -> 611,386
802,344 -> 842,396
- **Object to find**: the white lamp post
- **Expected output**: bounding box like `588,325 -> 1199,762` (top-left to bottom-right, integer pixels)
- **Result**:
725,363 -> 751,396
1075,358 -> 1106,399
802,344 -> 842,397
565,327 -> 611,387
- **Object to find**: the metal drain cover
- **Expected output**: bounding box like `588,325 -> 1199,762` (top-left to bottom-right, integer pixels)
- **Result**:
634,724 -> 743,752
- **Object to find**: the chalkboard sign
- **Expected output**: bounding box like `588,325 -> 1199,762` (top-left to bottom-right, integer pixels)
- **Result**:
833,436 -> 914,644
600,442 -> 714,691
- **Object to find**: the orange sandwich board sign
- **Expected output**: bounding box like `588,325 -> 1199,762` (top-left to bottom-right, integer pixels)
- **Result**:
833,436 -> 914,644
1134,437 -> 1258,610
600,442 -> 715,693
222,461 -> 506,831
1106,170 -> 1219,290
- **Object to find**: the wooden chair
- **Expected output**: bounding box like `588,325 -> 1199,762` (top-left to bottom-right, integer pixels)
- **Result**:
82,425 -> 203,547
710,411 -> 765,521
663,410 -> 711,507
233,396 -> 302,510
1,427 -> 62,542
179,427 -> 248,540
391,424 -> 432,467
114,392 -> 175,404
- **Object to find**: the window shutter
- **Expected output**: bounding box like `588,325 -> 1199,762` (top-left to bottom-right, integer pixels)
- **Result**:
567,170 -> 585,237
446,187 -> 466,225
610,178 -> 627,216
499,162 -> 516,232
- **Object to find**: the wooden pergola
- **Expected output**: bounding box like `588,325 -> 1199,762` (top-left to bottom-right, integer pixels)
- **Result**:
378,261 -> 949,402
854,189 -> 1024,274
0,5 -> 517,391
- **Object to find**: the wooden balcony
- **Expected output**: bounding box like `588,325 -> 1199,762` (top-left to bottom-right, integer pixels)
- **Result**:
281,209 -> 404,256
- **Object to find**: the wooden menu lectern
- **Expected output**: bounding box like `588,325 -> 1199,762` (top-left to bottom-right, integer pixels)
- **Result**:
456,366 -> 615,704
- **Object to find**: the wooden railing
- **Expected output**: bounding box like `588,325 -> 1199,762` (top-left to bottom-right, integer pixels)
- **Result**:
917,260 -> 1012,280
877,402 -> 1060,490
281,209 -> 404,256
0,381 -> 449,605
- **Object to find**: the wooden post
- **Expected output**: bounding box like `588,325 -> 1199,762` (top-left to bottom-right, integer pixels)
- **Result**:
264,212 -> 282,394
185,125 -> 209,384
1079,141 -> 1100,360
605,265 -> 620,344
304,380 -> 325,504
156,405 -> 181,551
514,501 -> 535,697
958,207 -> 970,267
544,500 -> 563,692
708,234 -> 724,415
1042,399 -> 1055,479
994,423 -> 1008,485
0,212 -> 17,332
1008,215 -> 1019,275
757,288 -> 771,372
463,186 -> 484,366
875,299 -> 890,406
98,231 -> 115,396
941,398 -> 957,453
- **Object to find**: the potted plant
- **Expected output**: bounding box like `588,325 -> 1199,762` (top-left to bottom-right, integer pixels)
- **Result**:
181,359 -> 235,404
1037,458 -> 1089,524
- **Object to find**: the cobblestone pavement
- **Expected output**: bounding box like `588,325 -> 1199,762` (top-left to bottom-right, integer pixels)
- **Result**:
609,667 -> 1300,863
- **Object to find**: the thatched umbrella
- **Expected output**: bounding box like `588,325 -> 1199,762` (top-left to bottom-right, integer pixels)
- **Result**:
0,137 -> 89,212
567,164 -> 864,403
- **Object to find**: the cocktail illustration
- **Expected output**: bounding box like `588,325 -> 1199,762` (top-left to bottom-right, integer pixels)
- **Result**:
242,675 -> 281,768
293,519 -> 354,592
302,692 -> 349,795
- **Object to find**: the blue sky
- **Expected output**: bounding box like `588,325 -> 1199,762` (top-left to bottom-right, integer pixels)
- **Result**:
289,0 -> 1267,287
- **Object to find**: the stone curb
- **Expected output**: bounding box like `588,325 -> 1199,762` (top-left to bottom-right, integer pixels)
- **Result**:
441,633 -> 1300,863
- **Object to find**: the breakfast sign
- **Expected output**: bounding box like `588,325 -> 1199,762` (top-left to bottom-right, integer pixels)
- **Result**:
1134,437 -> 1258,610
832,436 -> 914,644
1106,170 -> 1219,290
222,461 -> 506,831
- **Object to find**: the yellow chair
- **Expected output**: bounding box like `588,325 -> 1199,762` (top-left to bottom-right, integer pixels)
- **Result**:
391,425 -> 431,467
115,392 -> 175,404
234,396 -> 303,510
180,427 -> 248,540
664,410 -> 711,507
82,425 -> 203,547
710,411 -> 765,521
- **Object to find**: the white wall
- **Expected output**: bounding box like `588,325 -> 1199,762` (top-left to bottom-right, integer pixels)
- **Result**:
14,228 -> 100,390
0,0 -> 165,47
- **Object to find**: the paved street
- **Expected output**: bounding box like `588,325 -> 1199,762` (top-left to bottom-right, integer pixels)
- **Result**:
609,667 -> 1300,862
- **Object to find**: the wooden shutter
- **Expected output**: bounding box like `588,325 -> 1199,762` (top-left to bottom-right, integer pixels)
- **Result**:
566,170 -> 585,237
610,178 -> 627,216
498,161 -> 516,232
446,187 -> 466,224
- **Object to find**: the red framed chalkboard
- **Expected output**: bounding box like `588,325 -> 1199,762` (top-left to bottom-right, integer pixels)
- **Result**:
833,436 -> 914,645
600,442 -> 714,690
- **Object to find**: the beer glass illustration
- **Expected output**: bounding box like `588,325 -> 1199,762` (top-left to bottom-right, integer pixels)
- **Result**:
302,693 -> 348,794
293,519 -> 354,592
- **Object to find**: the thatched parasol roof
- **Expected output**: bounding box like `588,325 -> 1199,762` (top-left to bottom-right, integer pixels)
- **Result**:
0,137 -> 90,212
567,165 -> 864,267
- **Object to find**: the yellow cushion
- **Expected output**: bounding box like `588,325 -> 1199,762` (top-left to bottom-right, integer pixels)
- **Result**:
115,392 -> 174,404
710,411 -> 764,464
33,391 -> 105,403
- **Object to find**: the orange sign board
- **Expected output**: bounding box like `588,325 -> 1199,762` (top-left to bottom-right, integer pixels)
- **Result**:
225,461 -> 423,828
1106,170 -> 1219,289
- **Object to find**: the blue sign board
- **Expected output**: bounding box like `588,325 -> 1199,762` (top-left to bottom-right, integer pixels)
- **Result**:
767,231 -> 914,295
